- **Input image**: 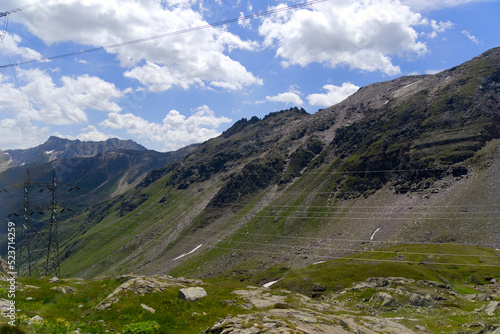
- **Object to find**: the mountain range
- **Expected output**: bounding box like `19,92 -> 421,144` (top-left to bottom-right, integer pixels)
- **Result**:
0,136 -> 147,171
0,138 -> 198,251
48,47 -> 500,280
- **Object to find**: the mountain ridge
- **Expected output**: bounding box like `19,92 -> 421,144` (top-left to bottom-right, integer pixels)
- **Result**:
1,136 -> 147,171
37,46 -> 500,279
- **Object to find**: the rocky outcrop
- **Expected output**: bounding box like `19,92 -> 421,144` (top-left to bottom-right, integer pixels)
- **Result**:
204,286 -> 418,334
95,275 -> 204,310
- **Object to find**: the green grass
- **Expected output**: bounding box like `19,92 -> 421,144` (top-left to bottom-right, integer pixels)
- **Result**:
0,277 -> 251,334
255,244 -> 500,297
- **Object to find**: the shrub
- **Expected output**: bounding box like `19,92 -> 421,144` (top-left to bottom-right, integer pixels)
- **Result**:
122,321 -> 160,334
0,324 -> 25,334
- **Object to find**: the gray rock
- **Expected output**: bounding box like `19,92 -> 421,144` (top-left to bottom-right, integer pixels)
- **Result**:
408,293 -> 435,307
51,286 -> 75,294
485,301 -> 499,316
370,292 -> 394,307
28,315 -> 43,324
465,293 -> 494,302
178,287 -> 207,301
141,303 -> 155,314
0,298 -> 13,314
49,277 -> 59,283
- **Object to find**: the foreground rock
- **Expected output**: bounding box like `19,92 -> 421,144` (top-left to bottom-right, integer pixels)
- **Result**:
203,277 -> 500,334
204,286 -> 417,334
179,287 -> 207,301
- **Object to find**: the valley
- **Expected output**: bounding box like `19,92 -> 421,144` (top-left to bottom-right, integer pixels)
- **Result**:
1,47 -> 499,333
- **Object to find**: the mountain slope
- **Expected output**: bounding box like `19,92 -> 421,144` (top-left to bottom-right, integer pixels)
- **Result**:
0,136 -> 147,171
58,47 -> 500,279
0,143 -> 198,257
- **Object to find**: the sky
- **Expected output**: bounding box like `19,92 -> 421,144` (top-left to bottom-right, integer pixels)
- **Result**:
0,0 -> 499,152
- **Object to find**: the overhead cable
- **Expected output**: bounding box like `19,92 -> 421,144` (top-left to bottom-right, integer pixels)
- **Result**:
0,0 -> 326,69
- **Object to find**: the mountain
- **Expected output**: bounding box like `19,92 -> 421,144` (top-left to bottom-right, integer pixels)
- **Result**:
0,136 -> 147,171
0,142 -> 198,253
52,47 -> 500,279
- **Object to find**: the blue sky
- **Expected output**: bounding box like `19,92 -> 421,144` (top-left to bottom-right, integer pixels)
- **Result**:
0,0 -> 499,152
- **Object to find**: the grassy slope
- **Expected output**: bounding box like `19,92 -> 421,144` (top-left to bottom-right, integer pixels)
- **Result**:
2,244 -> 499,334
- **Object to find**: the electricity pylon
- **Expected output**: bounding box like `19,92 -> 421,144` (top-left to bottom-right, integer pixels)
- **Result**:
15,169 -> 61,277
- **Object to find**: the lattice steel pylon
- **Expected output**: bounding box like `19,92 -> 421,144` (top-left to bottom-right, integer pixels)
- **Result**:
16,169 -> 61,277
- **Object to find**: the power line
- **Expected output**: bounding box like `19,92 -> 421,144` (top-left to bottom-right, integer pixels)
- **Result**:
0,0 -> 326,69
1,0 -> 52,15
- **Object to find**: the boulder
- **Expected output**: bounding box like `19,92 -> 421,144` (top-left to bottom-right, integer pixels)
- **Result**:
408,293 -> 435,307
28,315 -> 43,324
178,287 -> 207,301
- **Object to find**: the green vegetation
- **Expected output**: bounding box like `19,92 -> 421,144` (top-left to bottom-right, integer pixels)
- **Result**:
267,244 -> 500,297
0,277 -> 252,334
122,321 -> 160,334
2,244 -> 499,333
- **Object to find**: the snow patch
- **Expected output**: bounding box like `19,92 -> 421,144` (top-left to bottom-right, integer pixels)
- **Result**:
370,228 -> 382,240
173,244 -> 203,261
263,280 -> 279,288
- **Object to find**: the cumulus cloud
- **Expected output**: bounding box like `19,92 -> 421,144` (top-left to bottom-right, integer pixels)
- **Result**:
259,0 -> 429,76
1,32 -> 42,60
307,83 -> 360,107
101,105 -> 232,151
0,69 -> 124,125
73,126 -> 116,142
265,92 -> 304,106
0,116 -> 50,150
5,0 -> 261,92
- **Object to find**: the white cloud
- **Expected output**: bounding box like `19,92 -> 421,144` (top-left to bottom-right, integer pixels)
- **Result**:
101,105 -> 232,151
462,30 -> 480,44
421,19 -> 454,38
258,0 -> 429,76
7,0 -> 261,92
73,126 -> 116,142
307,83 -> 360,107
1,32 -> 42,60
402,0 -> 495,11
238,11 -> 252,29
0,69 -> 124,125
265,92 -> 304,106
74,58 -> 89,64
0,116 -> 50,150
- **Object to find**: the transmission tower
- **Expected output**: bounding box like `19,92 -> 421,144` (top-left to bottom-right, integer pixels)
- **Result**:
15,169 -> 61,277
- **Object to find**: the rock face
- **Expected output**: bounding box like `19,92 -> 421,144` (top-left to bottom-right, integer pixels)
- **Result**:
204,287 -> 418,334
95,275 -> 204,310
202,277 -> 500,334
178,287 -> 207,301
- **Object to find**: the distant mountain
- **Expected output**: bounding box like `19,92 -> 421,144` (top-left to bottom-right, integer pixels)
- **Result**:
0,142 -> 198,251
34,47 -> 500,279
1,136 -> 147,171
